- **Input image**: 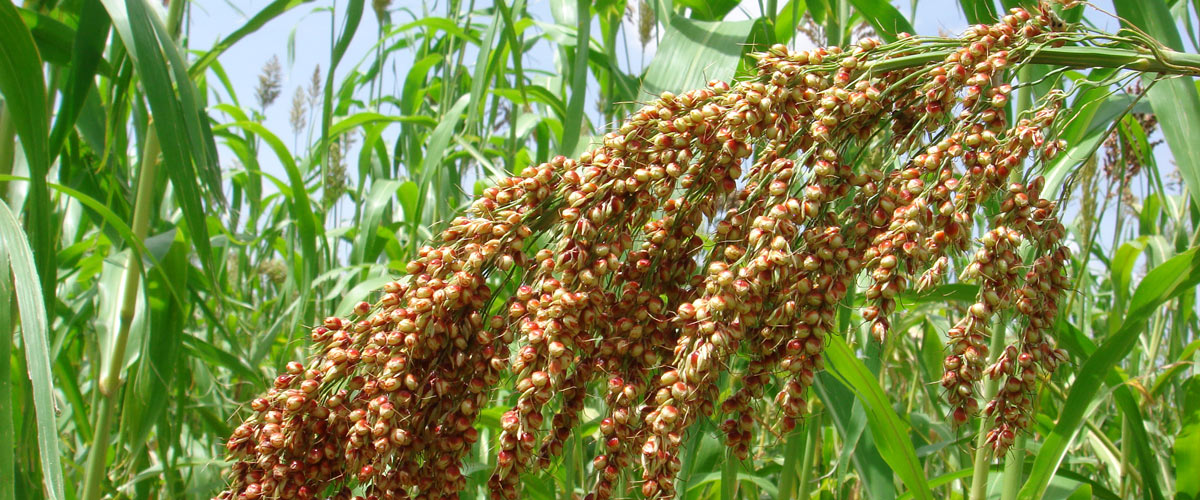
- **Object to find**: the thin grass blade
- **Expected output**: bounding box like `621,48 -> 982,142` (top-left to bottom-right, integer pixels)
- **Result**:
0,202 -> 65,500
0,237 -> 12,500
0,1 -> 56,314
189,0 -> 315,77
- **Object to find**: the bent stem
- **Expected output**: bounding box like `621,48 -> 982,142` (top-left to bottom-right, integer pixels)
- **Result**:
79,127 -> 161,500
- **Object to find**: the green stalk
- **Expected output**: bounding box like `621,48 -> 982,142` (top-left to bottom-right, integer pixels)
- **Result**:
722,446 -> 738,500
796,413 -> 820,500
997,66 -> 1033,500
776,420 -> 806,500
81,8 -> 184,492
80,127 -> 161,500
870,46 -> 1200,76
0,108 -> 14,199
968,319 -> 1009,500
1000,434 -> 1026,500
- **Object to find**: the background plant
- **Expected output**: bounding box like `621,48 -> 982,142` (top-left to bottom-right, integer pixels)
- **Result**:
0,1 -> 1198,500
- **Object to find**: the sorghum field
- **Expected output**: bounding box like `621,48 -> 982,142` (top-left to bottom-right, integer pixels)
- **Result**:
2,0 -> 1200,499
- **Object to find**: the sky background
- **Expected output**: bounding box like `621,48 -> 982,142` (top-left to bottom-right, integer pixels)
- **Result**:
172,0 -> 1189,269
179,0 -> 1139,175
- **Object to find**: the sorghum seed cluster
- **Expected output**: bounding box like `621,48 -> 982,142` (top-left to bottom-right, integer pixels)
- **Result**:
218,6 -> 1081,500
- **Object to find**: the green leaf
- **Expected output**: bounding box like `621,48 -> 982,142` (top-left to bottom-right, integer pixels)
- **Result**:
352,179 -> 404,266
1176,376 -> 1200,499
17,7 -> 77,66
319,0 -> 365,172
686,470 -> 780,497
1110,236 -> 1149,328
1109,381 -> 1165,500
900,283 -> 979,304
1050,316 -> 1163,500
329,112 -> 436,138
846,0 -> 915,41
0,230 -> 13,500
642,15 -> 755,96
400,53 -> 443,115
1020,247 -> 1200,500
816,370 -> 897,500
1041,85 -> 1145,198
215,120 -> 321,290
47,0 -> 111,162
408,95 -> 470,255
466,4 -> 504,129
0,0 -> 55,317
118,230 -> 189,459
957,0 -> 1000,24
0,202 -> 65,500
675,0 -> 741,20
774,0 -> 809,44
826,335 -> 933,500
100,0 -> 220,283
1150,339 -> 1200,397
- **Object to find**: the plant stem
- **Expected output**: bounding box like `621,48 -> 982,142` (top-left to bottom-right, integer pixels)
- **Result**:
968,319 -> 1009,500
870,46 -> 1200,76
722,446 -> 738,500
0,108 -> 14,200
796,413 -> 820,500
1001,433 -> 1026,500
79,127 -> 161,500
999,64 -> 1032,500
777,418 -> 807,500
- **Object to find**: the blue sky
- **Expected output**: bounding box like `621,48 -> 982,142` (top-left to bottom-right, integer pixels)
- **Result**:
181,0 -> 979,152
180,0 -> 1137,162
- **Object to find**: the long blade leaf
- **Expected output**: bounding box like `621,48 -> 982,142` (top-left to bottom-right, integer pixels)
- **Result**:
0,202 -> 65,500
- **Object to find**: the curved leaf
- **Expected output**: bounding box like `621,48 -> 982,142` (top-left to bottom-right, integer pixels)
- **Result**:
846,0 -> 915,41
189,0 -> 314,76
826,335 -> 933,500
1020,247 -> 1200,500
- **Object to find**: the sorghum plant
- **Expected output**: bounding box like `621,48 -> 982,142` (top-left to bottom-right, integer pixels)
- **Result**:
215,6 -> 1186,500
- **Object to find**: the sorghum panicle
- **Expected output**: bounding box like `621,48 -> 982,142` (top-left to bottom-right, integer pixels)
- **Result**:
218,7 -> 1087,500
